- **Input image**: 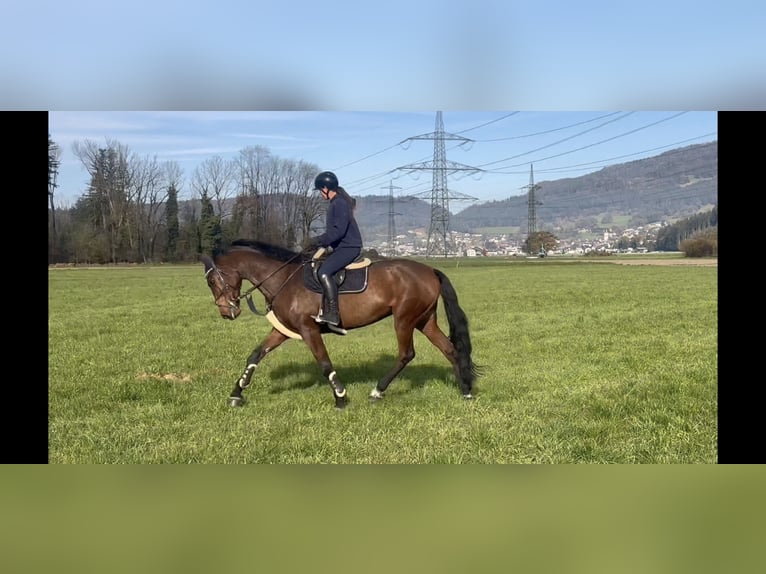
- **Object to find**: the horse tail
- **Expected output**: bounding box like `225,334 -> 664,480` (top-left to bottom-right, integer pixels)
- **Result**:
434,269 -> 481,396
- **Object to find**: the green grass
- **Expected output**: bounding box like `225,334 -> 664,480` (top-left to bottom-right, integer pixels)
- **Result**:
48,259 -> 717,463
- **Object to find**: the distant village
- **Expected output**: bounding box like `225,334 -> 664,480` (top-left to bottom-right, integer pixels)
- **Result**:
367,222 -> 665,257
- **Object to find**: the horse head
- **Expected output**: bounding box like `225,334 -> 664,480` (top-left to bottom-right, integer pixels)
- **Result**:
201,254 -> 242,320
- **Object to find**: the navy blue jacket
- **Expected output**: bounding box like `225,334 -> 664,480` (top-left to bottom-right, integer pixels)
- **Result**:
315,195 -> 362,250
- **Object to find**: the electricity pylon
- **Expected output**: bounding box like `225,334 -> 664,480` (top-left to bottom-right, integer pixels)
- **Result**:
382,180 -> 402,257
523,164 -> 542,236
396,111 -> 480,257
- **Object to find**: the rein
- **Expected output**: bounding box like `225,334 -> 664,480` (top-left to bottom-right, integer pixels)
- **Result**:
234,252 -> 307,316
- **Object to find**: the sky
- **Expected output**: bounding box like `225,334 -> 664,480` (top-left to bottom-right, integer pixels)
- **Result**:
30,1 -> 754,208
10,0 -> 764,111
48,110 -> 718,210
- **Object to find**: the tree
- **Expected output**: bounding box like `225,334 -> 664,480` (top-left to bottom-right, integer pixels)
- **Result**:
48,134 -> 61,230
276,159 -> 320,248
165,183 -> 179,262
293,162 -> 324,244
72,139 -> 134,263
130,154 -> 165,262
617,236 -> 630,250
48,134 -> 62,262
179,200 -> 201,261
234,145 -> 272,239
199,193 -> 221,255
192,156 -> 237,221
524,231 -> 558,255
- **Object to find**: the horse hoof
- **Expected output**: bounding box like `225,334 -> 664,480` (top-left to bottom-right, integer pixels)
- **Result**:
334,395 -> 349,410
228,396 -> 245,407
462,393 -> 474,400
369,388 -> 384,400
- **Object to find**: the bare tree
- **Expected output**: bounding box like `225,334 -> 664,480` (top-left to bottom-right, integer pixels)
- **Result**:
279,159 -> 322,248
294,160 -> 324,243
159,160 -> 184,259
234,145 -> 272,239
191,156 -> 237,219
164,161 -> 184,197
48,135 -> 61,237
131,155 -> 169,262
72,139 -> 134,263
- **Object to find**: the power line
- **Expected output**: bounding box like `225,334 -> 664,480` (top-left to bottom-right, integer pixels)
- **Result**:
484,111 -> 689,171
476,112 -> 636,168
332,143 -> 402,171
454,112 -> 519,134
333,112 -> 710,212
471,111 -> 624,142
523,133 -> 717,176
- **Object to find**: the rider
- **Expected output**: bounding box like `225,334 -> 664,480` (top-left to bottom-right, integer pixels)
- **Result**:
305,171 -> 363,327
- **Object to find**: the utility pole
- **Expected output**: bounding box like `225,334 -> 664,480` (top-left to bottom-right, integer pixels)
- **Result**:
396,111 -> 480,257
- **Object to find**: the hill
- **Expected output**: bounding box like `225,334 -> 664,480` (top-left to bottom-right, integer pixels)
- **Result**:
353,141 -> 717,242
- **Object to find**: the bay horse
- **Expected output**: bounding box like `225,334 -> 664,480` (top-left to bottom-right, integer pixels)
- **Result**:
201,240 -> 480,409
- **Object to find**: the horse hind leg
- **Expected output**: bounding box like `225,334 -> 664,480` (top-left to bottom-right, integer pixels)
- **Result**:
227,329 -> 288,407
419,315 -> 474,399
370,324 -> 415,400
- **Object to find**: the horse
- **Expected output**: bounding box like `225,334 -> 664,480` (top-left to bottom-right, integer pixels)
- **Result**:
201,239 -> 480,409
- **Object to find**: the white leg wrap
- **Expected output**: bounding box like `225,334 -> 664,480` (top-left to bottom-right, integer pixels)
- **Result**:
370,388 -> 383,399
328,371 -> 346,397
238,364 -> 258,388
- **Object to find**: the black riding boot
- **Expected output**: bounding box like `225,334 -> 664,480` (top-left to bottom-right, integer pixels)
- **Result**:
317,273 -> 340,326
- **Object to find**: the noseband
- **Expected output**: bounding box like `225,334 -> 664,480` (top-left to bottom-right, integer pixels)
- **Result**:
206,253 -> 307,316
205,266 -> 242,317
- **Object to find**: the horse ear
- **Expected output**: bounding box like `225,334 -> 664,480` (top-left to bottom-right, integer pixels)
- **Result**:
200,254 -> 215,273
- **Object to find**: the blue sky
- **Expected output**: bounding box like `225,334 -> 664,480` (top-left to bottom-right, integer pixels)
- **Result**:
49,111 -> 717,210
9,1 -> 765,111
30,1 -> 748,207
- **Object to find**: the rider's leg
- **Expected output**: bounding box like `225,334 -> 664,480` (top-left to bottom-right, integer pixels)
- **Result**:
317,271 -> 340,326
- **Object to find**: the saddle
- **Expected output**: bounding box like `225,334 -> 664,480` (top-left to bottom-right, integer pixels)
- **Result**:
304,251 -> 372,294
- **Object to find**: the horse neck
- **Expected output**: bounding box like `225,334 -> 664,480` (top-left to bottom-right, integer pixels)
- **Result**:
237,251 -> 298,292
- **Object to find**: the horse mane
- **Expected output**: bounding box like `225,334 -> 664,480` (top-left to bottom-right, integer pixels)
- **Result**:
229,239 -> 300,263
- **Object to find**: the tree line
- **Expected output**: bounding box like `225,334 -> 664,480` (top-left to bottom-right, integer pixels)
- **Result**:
48,136 -> 326,265
655,205 -> 718,254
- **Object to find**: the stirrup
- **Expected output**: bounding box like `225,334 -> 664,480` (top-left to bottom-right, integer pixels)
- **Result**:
311,308 -> 346,335
314,313 -> 340,327
311,306 -> 327,323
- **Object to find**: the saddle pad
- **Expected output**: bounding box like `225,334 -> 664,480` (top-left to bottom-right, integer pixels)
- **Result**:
303,265 -> 369,294
266,310 -> 302,340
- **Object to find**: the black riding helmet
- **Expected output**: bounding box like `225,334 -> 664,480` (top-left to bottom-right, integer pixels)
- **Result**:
314,171 -> 339,191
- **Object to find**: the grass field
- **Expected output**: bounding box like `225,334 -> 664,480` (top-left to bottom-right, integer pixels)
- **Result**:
48,256 -> 717,463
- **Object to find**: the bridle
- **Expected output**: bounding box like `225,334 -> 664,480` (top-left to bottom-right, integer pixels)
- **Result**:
206,252 -> 307,316
205,265 -> 243,318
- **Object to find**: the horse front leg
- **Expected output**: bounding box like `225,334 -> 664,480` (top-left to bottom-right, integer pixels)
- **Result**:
301,328 -> 348,409
228,328 -> 289,407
